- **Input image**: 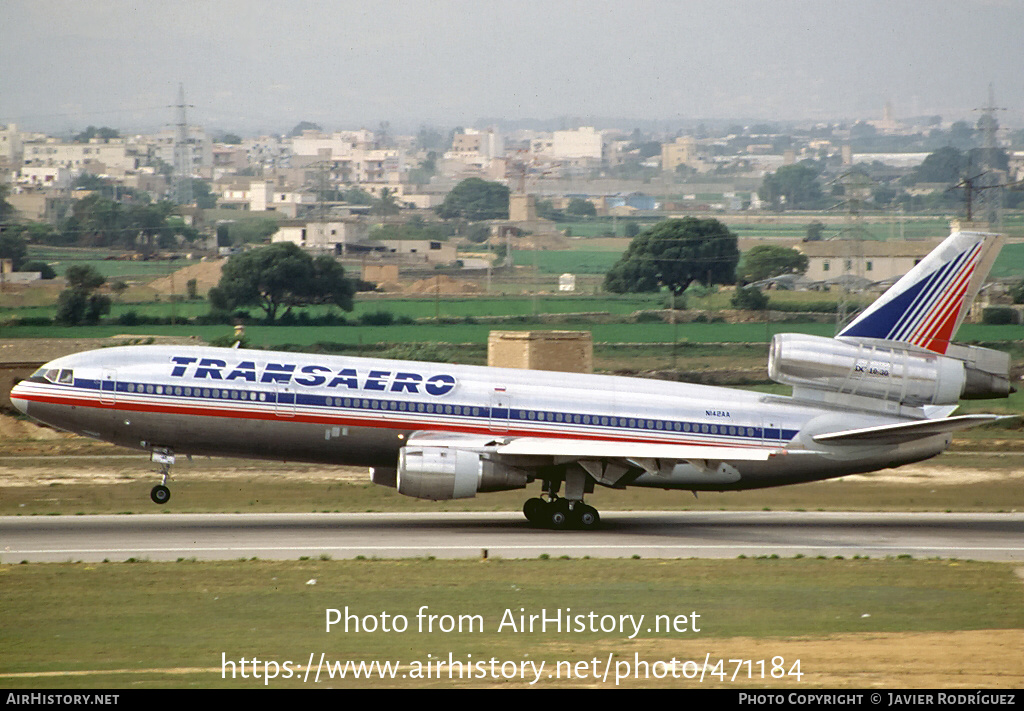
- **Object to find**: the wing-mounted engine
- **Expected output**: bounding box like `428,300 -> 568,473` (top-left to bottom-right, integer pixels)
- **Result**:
396,447 -> 529,501
769,333 -> 1011,410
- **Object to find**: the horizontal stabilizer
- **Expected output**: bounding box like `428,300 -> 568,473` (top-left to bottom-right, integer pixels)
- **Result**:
812,414 -> 1010,445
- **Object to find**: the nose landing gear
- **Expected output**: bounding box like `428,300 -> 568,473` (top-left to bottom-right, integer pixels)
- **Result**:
149,449 -> 175,505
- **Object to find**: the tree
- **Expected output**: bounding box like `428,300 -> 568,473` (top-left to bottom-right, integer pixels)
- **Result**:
372,187 -> 401,216
603,217 -> 739,296
805,220 -> 825,242
0,184 -> 15,224
737,245 -> 808,283
1010,278 -> 1024,305
436,178 -> 509,221
208,242 -> 356,322
56,265 -> 110,325
908,146 -> 966,185
0,230 -> 28,271
19,260 -> 56,279
191,179 -> 218,209
73,126 -> 120,143
566,197 -> 597,217
758,163 -> 823,209
731,285 -> 769,310
289,121 -> 322,137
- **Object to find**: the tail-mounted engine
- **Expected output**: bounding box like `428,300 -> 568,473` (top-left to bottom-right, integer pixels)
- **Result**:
396,447 -> 528,501
769,334 -> 1011,408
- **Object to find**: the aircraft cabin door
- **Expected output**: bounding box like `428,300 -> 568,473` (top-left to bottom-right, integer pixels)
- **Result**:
275,385 -> 296,418
761,416 -> 780,446
100,368 -> 117,406
489,387 -> 510,433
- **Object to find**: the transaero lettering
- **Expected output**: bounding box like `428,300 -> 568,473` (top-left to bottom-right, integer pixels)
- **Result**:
168,357 -> 457,396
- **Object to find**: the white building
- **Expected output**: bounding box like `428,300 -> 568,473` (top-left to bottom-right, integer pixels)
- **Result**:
272,219 -> 369,254
216,178 -> 315,218
21,138 -> 140,176
11,165 -> 72,190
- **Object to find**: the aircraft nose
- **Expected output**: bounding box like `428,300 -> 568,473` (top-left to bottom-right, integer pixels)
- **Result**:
9,380 -> 30,416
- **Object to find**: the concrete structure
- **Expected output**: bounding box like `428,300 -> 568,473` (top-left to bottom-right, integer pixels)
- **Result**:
488,330 -> 593,374
290,130 -> 404,185
22,138 -> 140,175
661,135 -> 696,172
376,239 -> 457,265
216,178 -> 316,217
509,193 -> 538,222
530,127 -> 605,168
0,124 -> 23,165
149,126 -> 214,180
271,219 -> 369,254
443,128 -> 505,177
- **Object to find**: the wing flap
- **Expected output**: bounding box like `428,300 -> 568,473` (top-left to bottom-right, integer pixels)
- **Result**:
493,437 -> 782,461
405,432 -> 782,462
812,414 -> 1010,445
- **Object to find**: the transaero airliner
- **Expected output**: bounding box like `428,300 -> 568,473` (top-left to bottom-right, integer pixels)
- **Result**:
9,228 -> 1015,529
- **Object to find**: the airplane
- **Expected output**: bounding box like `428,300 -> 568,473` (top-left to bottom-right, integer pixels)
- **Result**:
9,227 -> 1015,529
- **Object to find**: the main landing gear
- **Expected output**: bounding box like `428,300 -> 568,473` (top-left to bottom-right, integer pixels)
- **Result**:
522,496 -> 600,530
149,449 -> 175,505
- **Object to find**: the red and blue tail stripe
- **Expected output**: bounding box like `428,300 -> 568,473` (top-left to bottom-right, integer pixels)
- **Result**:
838,231 -> 995,354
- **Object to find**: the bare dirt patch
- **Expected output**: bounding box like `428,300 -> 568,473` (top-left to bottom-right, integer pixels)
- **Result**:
839,463 -> 1024,486
147,259 -> 226,296
619,629 -> 1023,688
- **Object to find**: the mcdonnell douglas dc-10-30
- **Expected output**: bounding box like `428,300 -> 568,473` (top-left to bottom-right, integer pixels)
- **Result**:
10,228 -> 1015,529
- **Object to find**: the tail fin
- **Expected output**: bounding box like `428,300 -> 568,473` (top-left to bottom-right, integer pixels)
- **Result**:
837,228 -> 1003,354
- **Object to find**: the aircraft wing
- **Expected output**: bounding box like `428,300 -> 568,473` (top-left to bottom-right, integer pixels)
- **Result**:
405,431 -> 783,461
492,437 -> 782,461
404,432 -> 786,486
812,414 -> 1011,445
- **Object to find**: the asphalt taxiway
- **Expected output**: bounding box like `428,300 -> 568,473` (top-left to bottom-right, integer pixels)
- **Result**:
2,511 -> 1022,562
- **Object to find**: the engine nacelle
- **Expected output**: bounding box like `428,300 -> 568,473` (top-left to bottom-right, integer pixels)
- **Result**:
769,333 -> 966,406
944,343 -> 1013,399
396,447 -> 528,501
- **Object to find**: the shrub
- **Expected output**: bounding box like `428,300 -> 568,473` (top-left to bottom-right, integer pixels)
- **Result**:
359,310 -> 395,326
731,286 -> 769,311
982,307 -> 1018,325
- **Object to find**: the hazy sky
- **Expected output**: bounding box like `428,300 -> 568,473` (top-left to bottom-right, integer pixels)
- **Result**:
2,0 -> 1023,135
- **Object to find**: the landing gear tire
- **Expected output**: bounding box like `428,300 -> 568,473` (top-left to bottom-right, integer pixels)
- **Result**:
150,485 -> 171,505
574,504 -> 600,530
523,497 -> 546,524
548,499 -> 572,530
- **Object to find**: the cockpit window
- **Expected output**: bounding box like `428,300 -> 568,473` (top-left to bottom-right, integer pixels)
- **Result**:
37,368 -> 74,384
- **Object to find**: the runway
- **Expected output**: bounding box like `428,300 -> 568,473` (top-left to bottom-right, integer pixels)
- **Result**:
3,511 -> 1023,562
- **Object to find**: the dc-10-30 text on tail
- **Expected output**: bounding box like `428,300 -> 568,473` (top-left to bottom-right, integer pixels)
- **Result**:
10,229 -> 1015,529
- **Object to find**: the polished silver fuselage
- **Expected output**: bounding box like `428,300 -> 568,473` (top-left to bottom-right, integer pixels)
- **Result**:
11,345 -> 951,492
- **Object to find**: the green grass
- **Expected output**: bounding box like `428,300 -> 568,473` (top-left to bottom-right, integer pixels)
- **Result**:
2,558 -> 1021,687
4,318 -> 1024,349
512,249 -> 626,275
2,446 -> 1022,517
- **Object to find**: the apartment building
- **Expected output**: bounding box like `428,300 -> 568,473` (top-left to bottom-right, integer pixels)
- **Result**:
22,137 -> 140,176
